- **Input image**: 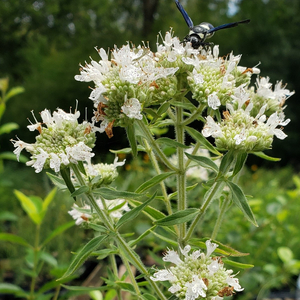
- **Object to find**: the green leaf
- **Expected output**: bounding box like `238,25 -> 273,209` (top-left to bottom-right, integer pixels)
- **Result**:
150,231 -> 178,247
135,172 -> 175,193
90,290 -> 103,300
39,251 -> 57,267
70,186 -> 90,197
251,151 -> 281,161
0,122 -> 19,135
231,152 -> 248,177
129,199 -> 167,221
0,233 -> 31,247
46,172 -> 67,189
222,259 -> 254,269
126,123 -> 137,157
219,151 -> 235,175
115,282 -> 136,294
156,137 -> 190,149
88,223 -> 108,233
168,183 -> 198,200
93,248 -> 118,259
116,193 -> 156,229
278,247 -> 293,263
41,221 -> 75,247
62,284 -> 107,291
14,190 -> 42,225
110,145 -> 146,154
156,101 -> 171,117
5,86 -> 25,102
141,293 -> 157,300
227,181 -> 258,226
185,126 -> 221,156
170,99 -> 196,111
60,235 -> 107,280
185,152 -> 219,173
189,238 -> 249,257
0,211 -> 18,221
93,187 -> 144,200
155,208 -> 199,226
42,188 -> 57,212
0,283 -> 26,295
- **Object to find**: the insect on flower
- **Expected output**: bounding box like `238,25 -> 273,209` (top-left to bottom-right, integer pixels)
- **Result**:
175,0 -> 250,49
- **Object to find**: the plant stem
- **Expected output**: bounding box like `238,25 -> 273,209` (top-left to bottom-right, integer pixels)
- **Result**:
174,96 -> 187,248
70,164 -> 167,300
29,224 -> 40,300
211,196 -> 230,240
136,120 -> 177,171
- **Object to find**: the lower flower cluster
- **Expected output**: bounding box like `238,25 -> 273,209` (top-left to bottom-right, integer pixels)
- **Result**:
151,240 -> 243,300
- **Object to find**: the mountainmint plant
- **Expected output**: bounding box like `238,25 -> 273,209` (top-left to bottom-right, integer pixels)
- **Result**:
12,27 -> 293,299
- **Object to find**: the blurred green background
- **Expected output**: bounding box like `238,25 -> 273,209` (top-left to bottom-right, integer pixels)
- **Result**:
1,0 -> 300,299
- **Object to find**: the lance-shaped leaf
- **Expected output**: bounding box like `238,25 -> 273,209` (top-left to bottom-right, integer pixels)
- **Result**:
219,150 -> 235,175
116,193 -> 156,229
252,151 -> 281,161
222,259 -> 254,269
142,294 -> 158,300
59,235 -> 107,280
231,152 -> 248,178
70,186 -> 90,197
0,283 -> 27,297
185,152 -> 219,173
135,172 -> 175,193
47,172 -> 67,189
93,187 -> 144,200
185,126 -> 221,156
60,167 -> 76,200
156,137 -> 190,149
0,233 -> 31,248
227,181 -> 258,226
155,208 -> 199,226
110,145 -> 146,154
126,122 -> 137,157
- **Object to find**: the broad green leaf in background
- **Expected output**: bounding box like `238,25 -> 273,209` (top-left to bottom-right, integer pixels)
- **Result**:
0,233 -> 31,248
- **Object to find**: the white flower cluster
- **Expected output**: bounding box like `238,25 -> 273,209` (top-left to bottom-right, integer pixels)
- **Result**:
11,109 -> 96,173
151,240 -> 243,300
68,198 -> 130,225
202,85 -> 291,152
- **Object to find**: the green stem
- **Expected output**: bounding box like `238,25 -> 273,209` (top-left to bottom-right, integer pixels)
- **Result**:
143,138 -> 173,216
185,180 -> 226,242
182,103 -> 206,126
211,196 -> 230,240
52,285 -> 61,300
29,224 -> 40,300
175,99 -> 187,248
120,252 -> 141,297
136,120 -> 177,171
70,164 -> 167,300
109,254 -> 122,300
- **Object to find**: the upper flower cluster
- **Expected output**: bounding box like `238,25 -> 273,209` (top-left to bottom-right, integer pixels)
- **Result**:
151,240 -> 243,300
76,30 -> 293,151
11,108 -> 96,173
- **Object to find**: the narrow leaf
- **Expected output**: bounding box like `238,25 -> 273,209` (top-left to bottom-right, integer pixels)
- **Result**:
185,126 -> 221,156
126,123 -> 137,157
219,151 -> 235,175
222,259 -> 254,269
0,233 -> 31,247
0,122 -> 19,135
135,172 -> 175,193
41,221 -> 75,247
116,194 -> 156,229
115,282 -> 136,294
156,137 -> 190,149
5,86 -> 25,102
185,152 -> 219,173
42,188 -> 57,212
155,208 -> 199,226
0,283 -> 26,295
168,183 -> 198,201
60,235 -> 107,280
46,172 -> 67,189
142,294 -> 157,300
110,145 -> 146,154
93,187 -> 144,200
251,151 -> 281,161
71,186 -> 90,197
231,152 -> 248,177
227,181 -> 258,226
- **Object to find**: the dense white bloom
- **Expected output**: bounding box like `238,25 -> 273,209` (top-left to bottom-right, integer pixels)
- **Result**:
121,95 -> 143,120
151,240 -> 243,300
11,108 -> 96,173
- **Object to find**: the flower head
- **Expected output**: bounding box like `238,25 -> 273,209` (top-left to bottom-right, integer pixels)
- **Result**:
11,108 -> 96,173
151,240 -> 243,300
